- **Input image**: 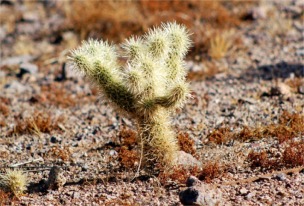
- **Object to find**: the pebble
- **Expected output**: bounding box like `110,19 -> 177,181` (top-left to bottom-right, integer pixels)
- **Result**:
186,176 -> 200,187
50,136 -> 58,144
109,150 -> 118,156
240,187 -> 248,195
275,173 -> 286,181
4,80 -> 29,94
19,62 -> 38,75
175,150 -> 202,168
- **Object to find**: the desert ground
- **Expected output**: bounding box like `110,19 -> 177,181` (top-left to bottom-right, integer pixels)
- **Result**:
0,0 -> 303,205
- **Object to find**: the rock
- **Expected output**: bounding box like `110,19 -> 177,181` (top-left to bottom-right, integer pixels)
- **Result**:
298,85 -> 304,95
179,184 -> 223,206
19,62 -> 38,74
186,176 -> 200,187
245,192 -> 255,200
46,166 -> 66,190
50,136 -> 58,144
17,62 -> 38,78
275,173 -> 286,181
175,151 -> 202,168
240,187 -> 248,195
0,55 -> 35,66
4,80 -> 28,93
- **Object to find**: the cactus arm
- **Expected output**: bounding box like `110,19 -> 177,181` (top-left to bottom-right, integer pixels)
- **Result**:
69,40 -> 136,114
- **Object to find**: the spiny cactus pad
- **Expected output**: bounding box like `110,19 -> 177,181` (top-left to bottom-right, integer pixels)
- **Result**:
69,22 -> 192,167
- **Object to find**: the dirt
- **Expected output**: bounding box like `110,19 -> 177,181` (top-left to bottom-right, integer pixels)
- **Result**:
0,0 -> 303,205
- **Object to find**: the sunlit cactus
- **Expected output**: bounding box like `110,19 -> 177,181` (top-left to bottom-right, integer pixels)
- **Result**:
69,22 -> 192,167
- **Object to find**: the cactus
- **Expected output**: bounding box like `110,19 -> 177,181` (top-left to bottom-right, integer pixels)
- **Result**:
69,22 -> 191,167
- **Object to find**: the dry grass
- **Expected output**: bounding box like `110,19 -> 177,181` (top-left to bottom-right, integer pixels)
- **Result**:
285,77 -> 304,93
118,146 -> 139,169
46,146 -> 71,162
282,140 -> 304,167
208,30 -> 234,60
247,140 -> 304,170
198,161 -> 224,183
159,166 -> 200,184
0,190 -> 18,206
117,129 -> 139,169
9,111 -> 65,136
177,132 -> 196,156
208,111 -> 304,144
63,1 -> 144,40
0,103 -> 9,117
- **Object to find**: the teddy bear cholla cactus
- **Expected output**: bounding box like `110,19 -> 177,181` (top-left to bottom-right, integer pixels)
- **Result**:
69,22 -> 191,166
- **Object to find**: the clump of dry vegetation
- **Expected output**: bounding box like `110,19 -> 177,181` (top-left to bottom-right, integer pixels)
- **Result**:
117,129 -> 139,169
46,146 -> 71,162
282,140 -> 304,167
177,132 -> 196,156
207,111 -> 304,144
198,161 -> 224,183
208,30 -> 234,60
63,1 -> 144,40
0,103 -> 9,117
118,146 -> 139,169
247,140 -> 304,170
285,77 -> 304,93
159,166 -> 200,184
9,111 -> 65,136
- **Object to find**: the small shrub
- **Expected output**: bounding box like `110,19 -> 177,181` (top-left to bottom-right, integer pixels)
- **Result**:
159,166 -> 200,184
9,112 -> 65,136
207,127 -> 233,144
177,132 -> 196,156
208,30 -> 233,59
198,161 -> 223,183
282,141 -> 304,167
0,169 -> 28,197
118,128 -> 137,149
0,103 -> 9,117
118,146 -> 139,169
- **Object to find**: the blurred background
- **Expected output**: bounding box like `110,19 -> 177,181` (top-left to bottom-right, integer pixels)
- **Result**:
2,0 -> 299,62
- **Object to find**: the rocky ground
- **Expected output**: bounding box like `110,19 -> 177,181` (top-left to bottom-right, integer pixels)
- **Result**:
0,0 -> 303,205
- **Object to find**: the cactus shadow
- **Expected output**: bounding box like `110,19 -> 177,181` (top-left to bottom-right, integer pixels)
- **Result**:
239,61 -> 304,82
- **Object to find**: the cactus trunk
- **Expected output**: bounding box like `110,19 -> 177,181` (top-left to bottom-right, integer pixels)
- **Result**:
137,108 -> 179,166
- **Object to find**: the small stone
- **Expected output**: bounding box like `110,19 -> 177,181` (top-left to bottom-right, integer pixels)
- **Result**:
18,62 -> 38,77
240,187 -> 248,195
275,173 -> 286,181
46,166 -> 66,190
50,136 -> 58,144
175,151 -> 202,168
73,192 -> 80,199
4,80 -> 28,94
109,150 -> 118,156
298,85 -> 304,95
179,187 -> 199,205
245,192 -> 255,200
186,176 -> 200,187
179,184 -> 223,206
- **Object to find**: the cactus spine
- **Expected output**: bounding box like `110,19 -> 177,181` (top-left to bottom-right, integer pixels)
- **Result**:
69,22 -> 191,166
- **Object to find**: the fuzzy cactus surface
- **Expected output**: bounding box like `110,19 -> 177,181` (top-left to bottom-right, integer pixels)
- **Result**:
69,22 -> 191,167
